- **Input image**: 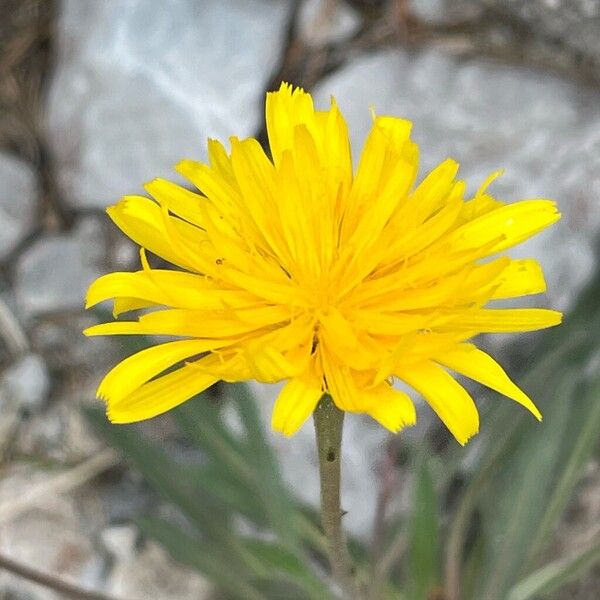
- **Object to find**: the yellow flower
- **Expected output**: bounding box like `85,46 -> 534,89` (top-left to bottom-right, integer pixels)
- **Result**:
84,82 -> 562,445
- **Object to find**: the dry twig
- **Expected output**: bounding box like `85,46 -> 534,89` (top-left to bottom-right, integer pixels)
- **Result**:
0,552 -> 124,600
0,449 -> 118,525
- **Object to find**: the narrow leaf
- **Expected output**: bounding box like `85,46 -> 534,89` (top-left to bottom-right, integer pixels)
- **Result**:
242,539 -> 334,600
507,541 -> 600,600
228,383 -> 302,551
526,373 -> 600,564
476,374 -> 575,600
407,455 -> 440,600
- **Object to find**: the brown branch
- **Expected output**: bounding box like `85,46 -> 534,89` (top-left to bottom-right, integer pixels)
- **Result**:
0,552 -> 123,600
0,449 -> 118,525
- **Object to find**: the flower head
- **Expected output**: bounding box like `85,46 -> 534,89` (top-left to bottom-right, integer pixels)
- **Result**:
85,83 -> 561,444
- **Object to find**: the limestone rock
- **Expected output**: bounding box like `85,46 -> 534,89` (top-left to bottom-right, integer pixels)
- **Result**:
0,153 -> 37,261
46,0 -> 292,209
14,217 -> 105,319
1,353 -> 50,412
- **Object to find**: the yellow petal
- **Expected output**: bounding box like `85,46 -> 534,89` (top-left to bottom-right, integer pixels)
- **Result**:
84,321 -> 155,336
271,378 -> 323,436
274,150 -> 320,277
266,82 -> 315,165
373,331 -> 470,385
319,308 -> 381,370
396,361 -> 479,445
107,196 -> 209,272
86,271 -> 160,308
188,351 -> 251,382
176,158 -> 241,223
319,97 -> 353,198
351,265 -> 472,311
84,306 -> 291,338
207,138 -> 236,183
244,346 -> 299,383
450,258 -> 511,305
144,178 -> 206,227
321,351 -> 365,411
349,143 -> 417,251
490,259 -> 547,299
230,137 -> 292,262
449,199 -> 561,255
441,308 -> 562,333
98,339 -> 224,405
366,385 -> 416,433
275,135 -> 327,278
222,268 -> 305,306
434,343 -> 541,420
382,191 -> 464,263
406,158 -> 460,225
322,346 -> 416,428
351,310 -> 427,336
346,186 -> 464,297
342,115 -> 416,245
112,297 -> 156,317
86,270 -> 260,312
107,363 -> 217,423
455,170 -> 506,225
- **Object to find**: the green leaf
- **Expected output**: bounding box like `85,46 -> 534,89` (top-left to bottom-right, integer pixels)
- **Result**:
173,393 -> 254,484
228,383 -> 302,552
292,509 -> 329,555
85,406 -> 258,573
183,462 -> 266,526
525,372 -> 600,565
407,455 -> 440,600
136,515 -> 267,600
242,539 -> 335,600
507,541 -> 600,600
475,373 -> 576,600
459,530 -> 485,600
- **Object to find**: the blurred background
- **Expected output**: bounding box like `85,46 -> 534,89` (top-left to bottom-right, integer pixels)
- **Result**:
0,1 -> 599,598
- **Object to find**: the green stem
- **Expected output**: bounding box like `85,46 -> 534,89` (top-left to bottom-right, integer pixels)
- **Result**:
314,396 -> 364,599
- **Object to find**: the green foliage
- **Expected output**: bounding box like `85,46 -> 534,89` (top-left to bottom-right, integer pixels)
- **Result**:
86,385 -> 334,600
507,542 -> 600,600
406,455 -> 440,600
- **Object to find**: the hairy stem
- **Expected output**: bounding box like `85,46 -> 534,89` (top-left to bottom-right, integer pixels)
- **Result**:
314,395 -> 364,599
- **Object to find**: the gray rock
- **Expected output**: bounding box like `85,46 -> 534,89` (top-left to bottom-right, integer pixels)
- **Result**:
47,0 -> 292,209
482,0 -> 600,63
1,354 -> 50,412
313,48 -> 600,313
410,0 -> 600,70
298,0 -> 362,47
0,471 -> 106,600
409,0 -> 484,24
0,153 -> 37,261
15,395 -> 105,461
103,526 -> 212,599
14,217 -> 105,319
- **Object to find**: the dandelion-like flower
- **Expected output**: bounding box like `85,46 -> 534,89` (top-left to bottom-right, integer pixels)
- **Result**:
84,83 -> 562,444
